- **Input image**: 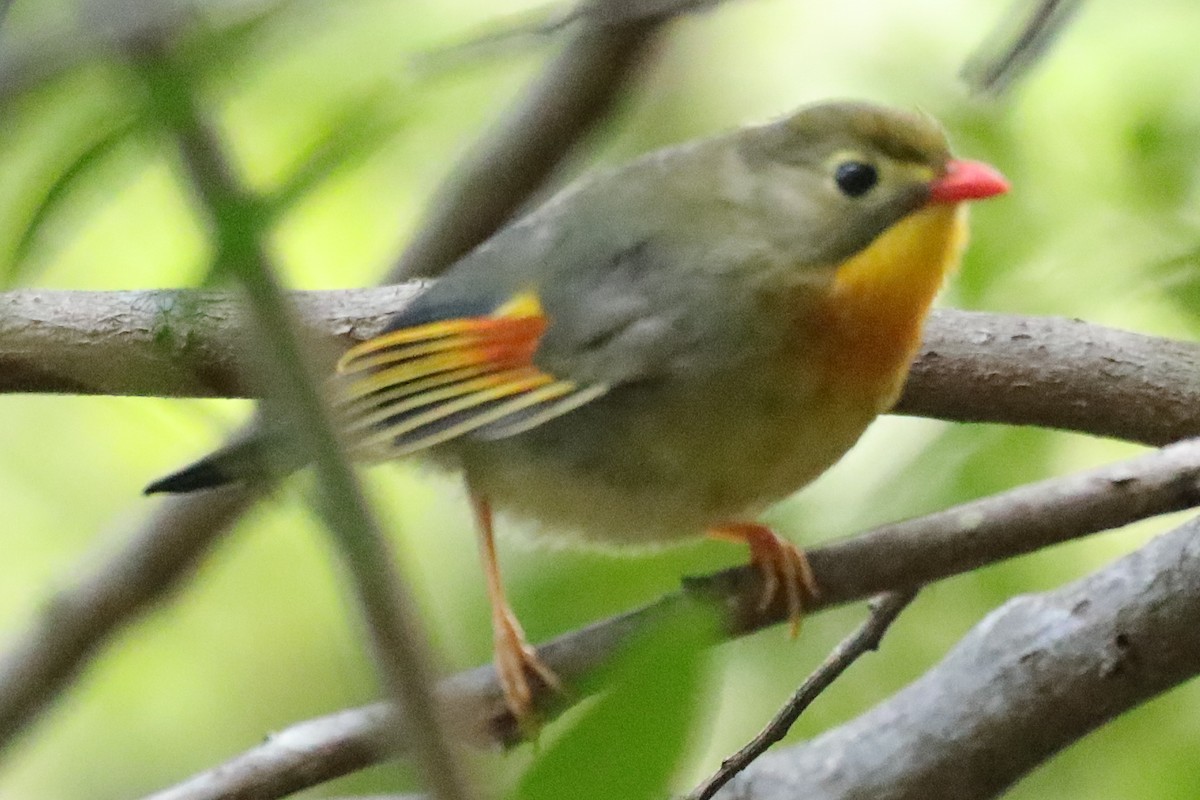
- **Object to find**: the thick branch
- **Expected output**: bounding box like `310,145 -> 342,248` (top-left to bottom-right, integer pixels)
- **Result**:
897,310 -> 1200,446
3,287 -> 1197,446
0,285 -> 422,398
717,514 -> 1200,800
137,438 -> 1200,800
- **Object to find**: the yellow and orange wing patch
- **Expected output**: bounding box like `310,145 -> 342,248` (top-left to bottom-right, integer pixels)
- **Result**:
336,292 -> 607,456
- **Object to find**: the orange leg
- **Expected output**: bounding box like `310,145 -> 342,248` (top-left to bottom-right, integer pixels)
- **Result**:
709,523 -> 819,637
469,490 -> 560,725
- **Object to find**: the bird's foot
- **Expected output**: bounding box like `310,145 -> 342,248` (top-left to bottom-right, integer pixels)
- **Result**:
492,602 -> 561,734
710,523 -> 819,637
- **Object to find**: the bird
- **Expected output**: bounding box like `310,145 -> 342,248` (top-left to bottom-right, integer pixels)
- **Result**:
146,100 -> 1008,725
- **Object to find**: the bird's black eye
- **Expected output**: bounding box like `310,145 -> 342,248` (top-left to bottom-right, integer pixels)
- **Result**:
834,161 -> 878,198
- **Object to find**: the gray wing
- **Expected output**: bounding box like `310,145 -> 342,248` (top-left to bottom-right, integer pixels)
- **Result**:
350,144 -> 797,449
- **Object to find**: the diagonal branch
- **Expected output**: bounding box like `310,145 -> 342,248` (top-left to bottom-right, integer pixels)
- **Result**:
0,490 -> 256,751
686,589 -> 920,800
137,437 -> 1200,800
962,0 -> 1085,95
715,513 -> 1200,800
389,0 -> 733,281
128,35 -> 474,800
389,16 -> 666,280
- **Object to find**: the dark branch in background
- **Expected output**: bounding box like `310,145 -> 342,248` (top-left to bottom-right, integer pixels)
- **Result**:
716,514 -> 1200,800
3,289 -> 1198,446
0,0 -> 291,108
686,590 -> 919,800
389,12 -> 668,280
0,0 -> 670,762
0,0 -> 14,35
0,491 -> 255,750
410,0 -> 718,75
127,33 -> 473,800
137,438 -> 1200,800
962,0 -> 1085,95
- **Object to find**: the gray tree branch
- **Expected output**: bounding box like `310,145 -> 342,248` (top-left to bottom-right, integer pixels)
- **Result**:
2,286 -> 1198,446
0,489 -> 256,751
135,437 -> 1200,800
896,310 -> 1200,446
716,513 -> 1200,800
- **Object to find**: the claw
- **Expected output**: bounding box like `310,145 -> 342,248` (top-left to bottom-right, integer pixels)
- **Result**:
492,601 -> 560,729
709,523 -> 819,636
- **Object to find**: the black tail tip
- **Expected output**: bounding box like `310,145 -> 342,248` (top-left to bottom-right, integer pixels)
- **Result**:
144,462 -> 233,495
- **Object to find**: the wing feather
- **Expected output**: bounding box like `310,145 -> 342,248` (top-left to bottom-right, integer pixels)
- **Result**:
335,291 -> 607,455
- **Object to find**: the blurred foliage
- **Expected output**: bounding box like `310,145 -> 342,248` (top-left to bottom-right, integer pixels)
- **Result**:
513,600 -> 716,800
2,0 -> 1200,799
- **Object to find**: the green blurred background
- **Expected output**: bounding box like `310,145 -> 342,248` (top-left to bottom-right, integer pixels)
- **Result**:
2,0 -> 1199,797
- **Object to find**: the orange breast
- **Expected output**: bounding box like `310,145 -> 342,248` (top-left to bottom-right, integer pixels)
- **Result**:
815,204 -> 968,403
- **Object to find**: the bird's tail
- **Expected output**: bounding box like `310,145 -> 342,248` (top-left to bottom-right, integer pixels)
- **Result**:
144,433 -> 295,494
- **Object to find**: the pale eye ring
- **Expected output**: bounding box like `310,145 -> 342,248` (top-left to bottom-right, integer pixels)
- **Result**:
834,161 -> 878,198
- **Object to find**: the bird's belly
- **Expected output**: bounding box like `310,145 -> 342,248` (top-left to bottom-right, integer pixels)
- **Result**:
438,378 -> 882,548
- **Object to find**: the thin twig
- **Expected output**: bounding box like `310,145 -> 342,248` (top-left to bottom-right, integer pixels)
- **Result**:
128,37 -> 473,800
962,0 -> 1085,95
411,0 -> 722,76
686,590 -> 919,800
137,438 -> 1200,799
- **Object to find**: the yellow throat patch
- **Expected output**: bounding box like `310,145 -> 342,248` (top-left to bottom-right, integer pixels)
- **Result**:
819,203 -> 969,396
